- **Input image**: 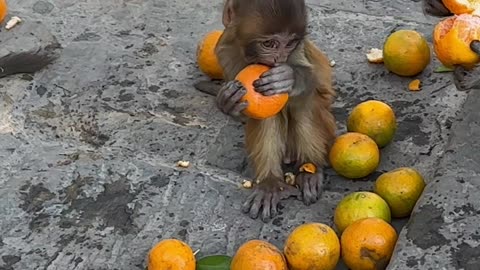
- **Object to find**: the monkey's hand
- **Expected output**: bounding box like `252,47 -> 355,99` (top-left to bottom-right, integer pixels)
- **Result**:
453,40 -> 480,91
295,168 -> 324,206
216,80 -> 249,122
422,0 -> 452,17
253,64 -> 294,96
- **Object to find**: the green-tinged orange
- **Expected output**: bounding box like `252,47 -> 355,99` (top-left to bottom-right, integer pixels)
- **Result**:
374,167 -> 426,218
329,132 -> 380,179
383,29 -> 431,76
334,191 -> 391,234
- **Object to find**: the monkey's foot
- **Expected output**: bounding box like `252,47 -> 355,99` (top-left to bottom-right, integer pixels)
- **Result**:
241,178 -> 300,222
295,169 -> 324,206
454,65 -> 480,91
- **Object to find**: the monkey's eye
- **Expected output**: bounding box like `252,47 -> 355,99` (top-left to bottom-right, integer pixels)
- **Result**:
262,40 -> 276,48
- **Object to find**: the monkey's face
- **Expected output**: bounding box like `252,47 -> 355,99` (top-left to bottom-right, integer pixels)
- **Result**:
244,33 -> 301,66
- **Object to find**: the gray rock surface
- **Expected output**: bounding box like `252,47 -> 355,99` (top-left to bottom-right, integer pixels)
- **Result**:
0,13 -> 61,78
0,0 -> 477,269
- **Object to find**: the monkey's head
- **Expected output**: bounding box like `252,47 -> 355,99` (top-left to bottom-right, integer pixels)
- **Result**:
223,0 -> 307,66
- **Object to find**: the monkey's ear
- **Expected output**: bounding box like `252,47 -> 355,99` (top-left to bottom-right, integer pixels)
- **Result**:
222,0 -> 235,27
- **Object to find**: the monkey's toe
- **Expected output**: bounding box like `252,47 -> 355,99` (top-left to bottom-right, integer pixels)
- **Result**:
296,172 -> 324,206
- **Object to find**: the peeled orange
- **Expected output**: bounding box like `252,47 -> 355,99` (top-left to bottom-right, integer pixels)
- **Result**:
196,30 -> 224,79
236,64 -> 289,119
442,0 -> 480,16
433,14 -> 480,69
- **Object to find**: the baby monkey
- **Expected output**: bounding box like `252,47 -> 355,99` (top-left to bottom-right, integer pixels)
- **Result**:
196,0 -> 336,222
423,0 -> 480,91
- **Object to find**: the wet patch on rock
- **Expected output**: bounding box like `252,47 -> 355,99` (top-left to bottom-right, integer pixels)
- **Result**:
406,204 -> 448,249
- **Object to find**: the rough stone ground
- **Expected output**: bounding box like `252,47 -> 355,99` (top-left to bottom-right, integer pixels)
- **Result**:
0,0 -> 477,269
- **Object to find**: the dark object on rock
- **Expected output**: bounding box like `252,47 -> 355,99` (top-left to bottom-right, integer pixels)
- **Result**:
0,18 -> 61,78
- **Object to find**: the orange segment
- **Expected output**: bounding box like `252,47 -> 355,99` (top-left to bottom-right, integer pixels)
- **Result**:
442,0 -> 480,15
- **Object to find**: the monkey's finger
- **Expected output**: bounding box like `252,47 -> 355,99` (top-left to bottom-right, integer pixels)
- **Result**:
271,192 -> 280,217
254,72 -> 294,88
308,175 -> 318,204
471,40 -> 480,55
255,81 -> 293,95
230,101 -> 248,117
259,65 -> 289,78
249,193 -> 263,219
217,81 -> 243,107
223,87 -> 247,113
241,192 -> 257,214
261,193 -> 273,222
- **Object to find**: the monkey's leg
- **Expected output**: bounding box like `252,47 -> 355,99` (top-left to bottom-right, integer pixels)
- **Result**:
242,116 -> 300,222
289,102 -> 336,206
453,41 -> 480,91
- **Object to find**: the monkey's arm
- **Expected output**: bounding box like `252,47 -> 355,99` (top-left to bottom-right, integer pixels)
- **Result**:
0,52 -> 55,78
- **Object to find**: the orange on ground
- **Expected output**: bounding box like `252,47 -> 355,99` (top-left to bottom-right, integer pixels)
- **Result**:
147,239 -> 195,270
341,217 -> 398,270
383,29 -> 431,77
231,240 -> 288,270
347,100 -> 397,148
374,167 -> 426,218
328,132 -> 380,179
196,30 -> 224,79
236,64 -> 289,119
334,191 -> 391,234
0,0 -> 7,23
442,0 -> 480,15
433,14 -> 480,69
284,223 -> 341,270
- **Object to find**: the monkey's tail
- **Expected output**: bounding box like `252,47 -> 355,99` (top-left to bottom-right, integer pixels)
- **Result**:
193,80 -> 223,96
0,52 -> 56,78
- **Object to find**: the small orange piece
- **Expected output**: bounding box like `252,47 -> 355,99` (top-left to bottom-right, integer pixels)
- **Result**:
408,79 -> 421,91
433,14 -> 480,69
383,30 -> 431,77
341,217 -> 398,270
196,30 -> 224,79
147,239 -> 195,270
236,64 -> 289,119
328,132 -> 380,179
442,0 -> 480,15
284,223 -> 341,270
299,163 -> 317,174
231,240 -> 288,270
0,0 -> 8,23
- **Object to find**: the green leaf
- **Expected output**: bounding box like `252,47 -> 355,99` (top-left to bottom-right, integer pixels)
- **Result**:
434,65 -> 454,73
196,255 -> 232,270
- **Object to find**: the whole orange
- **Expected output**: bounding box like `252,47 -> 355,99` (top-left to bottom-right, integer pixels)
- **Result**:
236,64 -> 289,119
196,30 -> 224,79
231,240 -> 288,270
442,0 -> 480,15
347,100 -> 397,148
147,239 -> 195,270
0,0 -> 7,23
328,132 -> 380,179
374,167 -> 426,218
433,14 -> 480,69
334,191 -> 391,234
383,29 -> 431,77
284,223 -> 341,270
341,217 -> 398,270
